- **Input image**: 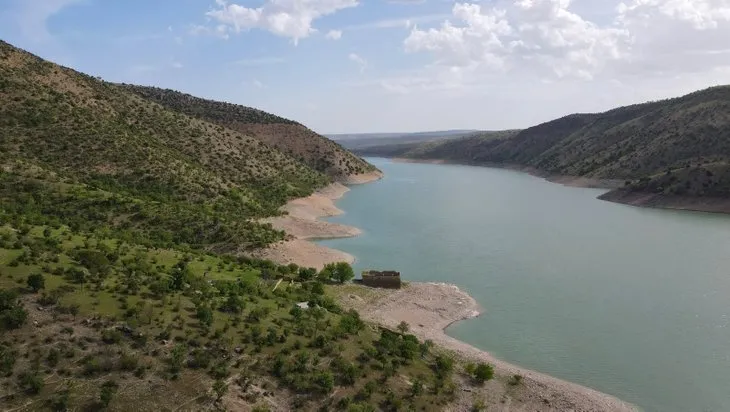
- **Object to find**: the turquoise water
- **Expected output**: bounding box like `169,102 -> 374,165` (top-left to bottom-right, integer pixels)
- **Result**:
318,158 -> 730,412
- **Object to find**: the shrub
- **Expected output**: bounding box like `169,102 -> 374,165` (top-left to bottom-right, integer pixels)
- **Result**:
27,273 -> 45,292
473,363 -> 494,384
19,371 -> 44,394
100,380 -> 118,407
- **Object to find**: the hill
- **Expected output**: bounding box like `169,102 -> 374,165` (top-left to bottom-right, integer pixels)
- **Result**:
120,85 -> 377,180
329,130 -> 479,150
0,40 -> 459,411
0,39 -> 341,251
359,86 -> 730,209
0,40 -> 636,412
356,130 -> 520,160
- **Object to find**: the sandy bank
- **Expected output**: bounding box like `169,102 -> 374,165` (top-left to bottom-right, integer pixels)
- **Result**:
251,170 -> 382,270
336,282 -> 636,412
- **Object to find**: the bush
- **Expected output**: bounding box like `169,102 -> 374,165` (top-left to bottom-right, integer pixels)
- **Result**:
100,380 -> 118,407
473,363 -> 494,384
508,374 -> 523,386
27,273 -> 45,292
19,371 -> 44,394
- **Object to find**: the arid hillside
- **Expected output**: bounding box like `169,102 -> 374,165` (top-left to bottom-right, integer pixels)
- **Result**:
121,85 -> 377,180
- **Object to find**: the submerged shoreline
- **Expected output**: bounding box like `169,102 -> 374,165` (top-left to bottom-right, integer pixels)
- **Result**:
255,166 -> 636,411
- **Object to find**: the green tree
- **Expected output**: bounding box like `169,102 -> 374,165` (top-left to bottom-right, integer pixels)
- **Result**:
473,363 -> 494,384
434,355 -> 454,379
27,273 -> 45,292
19,371 -> 43,394
100,380 -> 118,407
196,305 -> 214,327
314,371 -> 334,393
169,344 -> 186,376
333,262 -> 355,283
212,378 -> 228,402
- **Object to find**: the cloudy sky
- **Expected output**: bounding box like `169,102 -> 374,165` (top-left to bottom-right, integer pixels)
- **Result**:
1,0 -> 730,134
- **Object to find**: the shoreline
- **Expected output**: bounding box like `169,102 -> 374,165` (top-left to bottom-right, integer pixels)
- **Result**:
391,157 -> 624,190
255,165 -> 636,410
250,171 -> 382,270
335,282 -> 637,411
390,156 -> 730,215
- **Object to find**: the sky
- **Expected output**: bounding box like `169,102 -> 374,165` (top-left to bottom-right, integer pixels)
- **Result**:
1,0 -> 730,134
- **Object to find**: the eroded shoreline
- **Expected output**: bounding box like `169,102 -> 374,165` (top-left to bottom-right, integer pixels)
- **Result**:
335,282 -> 636,411
250,171 -> 382,270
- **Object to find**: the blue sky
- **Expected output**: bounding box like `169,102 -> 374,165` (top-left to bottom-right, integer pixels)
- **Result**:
2,0 -> 730,134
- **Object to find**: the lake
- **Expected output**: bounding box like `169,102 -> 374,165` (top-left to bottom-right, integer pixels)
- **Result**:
318,158 -> 730,412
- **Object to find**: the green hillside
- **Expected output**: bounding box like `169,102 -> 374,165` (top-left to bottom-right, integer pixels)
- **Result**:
0,40 -> 334,251
120,85 -> 377,180
359,86 -> 730,200
0,40 -> 476,411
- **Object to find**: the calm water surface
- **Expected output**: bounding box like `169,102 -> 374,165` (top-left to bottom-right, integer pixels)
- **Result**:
318,158 -> 730,412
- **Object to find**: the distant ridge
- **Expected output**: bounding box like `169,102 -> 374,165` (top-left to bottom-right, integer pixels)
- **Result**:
356,86 -> 730,211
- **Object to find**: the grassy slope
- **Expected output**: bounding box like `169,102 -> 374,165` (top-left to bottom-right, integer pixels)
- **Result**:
359,86 -> 730,200
0,40 -> 333,251
119,85 -> 377,180
0,224 -> 456,411
0,40 -> 493,411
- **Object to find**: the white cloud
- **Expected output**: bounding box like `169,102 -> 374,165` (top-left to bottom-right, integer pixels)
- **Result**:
325,29 -> 343,39
348,53 -> 367,73
404,1 -> 629,80
189,23 -> 230,39
172,61 -> 184,69
206,0 -> 359,44
617,0 -> 730,30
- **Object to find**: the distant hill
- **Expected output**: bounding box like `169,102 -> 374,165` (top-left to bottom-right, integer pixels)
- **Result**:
0,39 -> 340,251
355,130 -> 520,159
330,130 -> 480,150
360,86 -> 730,208
121,85 -> 376,180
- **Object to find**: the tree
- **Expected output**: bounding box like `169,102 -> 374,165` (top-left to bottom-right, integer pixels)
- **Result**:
289,305 -> 303,321
410,378 -> 424,397
19,371 -> 43,394
220,294 -> 244,314
397,321 -> 410,334
434,355 -> 454,379
333,262 -> 355,283
100,380 -> 118,407
473,363 -> 494,384
196,305 -> 214,327
314,371 -> 334,393
297,267 -> 316,281
27,273 -> 45,292
212,378 -> 228,402
169,344 -> 186,376
1,302 -> 28,331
